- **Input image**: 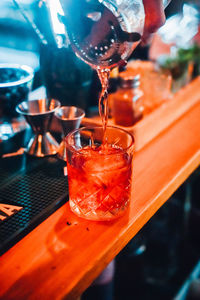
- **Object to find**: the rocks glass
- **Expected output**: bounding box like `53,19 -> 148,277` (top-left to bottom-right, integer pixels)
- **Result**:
66,126 -> 134,221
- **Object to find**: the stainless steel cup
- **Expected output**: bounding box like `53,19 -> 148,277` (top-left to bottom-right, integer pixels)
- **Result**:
16,98 -> 61,157
54,106 -> 85,161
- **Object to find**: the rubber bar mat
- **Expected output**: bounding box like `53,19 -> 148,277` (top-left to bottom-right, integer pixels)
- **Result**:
0,155 -> 68,255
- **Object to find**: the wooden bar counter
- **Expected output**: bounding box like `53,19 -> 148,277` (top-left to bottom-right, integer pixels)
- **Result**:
0,85 -> 200,300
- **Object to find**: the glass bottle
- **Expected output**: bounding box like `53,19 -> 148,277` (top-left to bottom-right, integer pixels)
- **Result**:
111,72 -> 144,127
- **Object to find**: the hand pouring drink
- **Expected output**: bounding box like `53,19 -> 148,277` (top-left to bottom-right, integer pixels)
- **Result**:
62,0 -> 167,220
60,0 -> 145,132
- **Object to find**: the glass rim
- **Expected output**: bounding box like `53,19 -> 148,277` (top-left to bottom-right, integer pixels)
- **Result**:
66,125 -> 135,155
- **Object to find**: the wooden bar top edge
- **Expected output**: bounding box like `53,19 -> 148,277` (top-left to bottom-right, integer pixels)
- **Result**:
0,103 -> 200,300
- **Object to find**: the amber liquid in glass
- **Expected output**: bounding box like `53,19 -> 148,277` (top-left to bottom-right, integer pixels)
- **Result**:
68,142 -> 132,220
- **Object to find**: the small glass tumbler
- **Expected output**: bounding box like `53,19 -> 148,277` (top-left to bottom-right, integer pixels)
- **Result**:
66,126 -> 134,221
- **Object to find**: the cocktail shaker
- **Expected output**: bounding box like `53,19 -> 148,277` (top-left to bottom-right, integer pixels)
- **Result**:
59,0 -> 170,68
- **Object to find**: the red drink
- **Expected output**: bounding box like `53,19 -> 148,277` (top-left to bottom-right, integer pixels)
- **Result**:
66,126 -> 134,221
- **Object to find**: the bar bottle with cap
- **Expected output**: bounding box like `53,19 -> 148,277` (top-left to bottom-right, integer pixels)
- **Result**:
111,72 -> 144,127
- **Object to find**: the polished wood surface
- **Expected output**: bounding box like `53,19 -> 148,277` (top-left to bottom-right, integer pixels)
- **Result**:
0,99 -> 200,300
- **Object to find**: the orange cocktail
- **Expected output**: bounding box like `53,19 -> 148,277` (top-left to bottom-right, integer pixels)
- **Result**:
66,126 -> 134,221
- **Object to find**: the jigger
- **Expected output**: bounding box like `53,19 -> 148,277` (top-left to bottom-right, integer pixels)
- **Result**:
16,98 -> 61,157
54,106 -> 85,160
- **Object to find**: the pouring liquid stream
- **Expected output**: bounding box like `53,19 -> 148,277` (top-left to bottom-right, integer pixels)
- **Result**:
60,0 -> 142,145
96,67 -> 110,143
